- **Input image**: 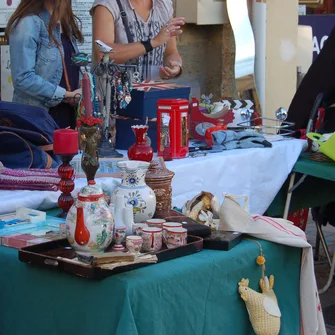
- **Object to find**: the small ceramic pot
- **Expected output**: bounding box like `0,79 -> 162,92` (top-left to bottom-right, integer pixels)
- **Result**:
146,218 -> 166,228
142,227 -> 162,252
126,236 -> 143,254
112,227 -> 127,251
162,222 -> 183,241
165,227 -> 187,249
133,223 -> 148,236
163,222 -> 183,230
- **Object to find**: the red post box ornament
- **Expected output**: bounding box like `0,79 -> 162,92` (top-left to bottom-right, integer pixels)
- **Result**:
157,99 -> 189,159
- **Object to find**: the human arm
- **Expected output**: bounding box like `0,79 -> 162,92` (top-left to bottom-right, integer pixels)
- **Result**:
9,16 -> 76,107
92,5 -> 184,64
92,6 -> 146,64
160,36 -> 183,80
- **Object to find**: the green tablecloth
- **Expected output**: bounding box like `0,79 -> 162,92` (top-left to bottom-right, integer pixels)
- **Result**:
294,153 -> 335,181
268,153 -> 335,216
0,240 -> 301,335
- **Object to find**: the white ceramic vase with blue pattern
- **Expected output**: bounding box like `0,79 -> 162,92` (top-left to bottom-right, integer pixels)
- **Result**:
112,161 -> 156,223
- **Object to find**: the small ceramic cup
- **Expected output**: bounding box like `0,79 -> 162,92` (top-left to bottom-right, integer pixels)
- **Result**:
162,222 -> 183,241
146,218 -> 166,228
112,227 -> 127,251
126,236 -> 143,254
142,227 -> 163,252
132,223 -> 148,236
165,227 -> 188,249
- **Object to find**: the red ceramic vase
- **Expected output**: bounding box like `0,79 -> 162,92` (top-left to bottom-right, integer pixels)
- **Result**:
128,125 -> 153,162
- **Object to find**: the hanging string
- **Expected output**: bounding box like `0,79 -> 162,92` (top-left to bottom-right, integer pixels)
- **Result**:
243,237 -> 266,281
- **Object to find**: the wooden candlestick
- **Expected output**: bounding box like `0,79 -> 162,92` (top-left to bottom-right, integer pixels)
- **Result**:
53,129 -> 78,218
57,155 -> 75,218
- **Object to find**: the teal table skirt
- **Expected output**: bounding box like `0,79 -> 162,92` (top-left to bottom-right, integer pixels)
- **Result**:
0,240 -> 301,335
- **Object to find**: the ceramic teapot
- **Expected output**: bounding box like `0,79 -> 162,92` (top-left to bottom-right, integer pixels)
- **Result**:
65,181 -> 115,254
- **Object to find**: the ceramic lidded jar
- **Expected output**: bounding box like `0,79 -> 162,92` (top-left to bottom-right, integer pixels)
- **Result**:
128,125 -> 153,162
112,160 -> 156,222
145,162 -> 175,218
66,181 -> 115,254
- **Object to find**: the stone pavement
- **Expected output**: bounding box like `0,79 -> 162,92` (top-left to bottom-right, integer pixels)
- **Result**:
305,216 -> 335,334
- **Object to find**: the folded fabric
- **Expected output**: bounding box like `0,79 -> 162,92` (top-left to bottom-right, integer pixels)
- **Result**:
0,162 -> 60,191
213,193 -> 326,335
212,130 -> 272,150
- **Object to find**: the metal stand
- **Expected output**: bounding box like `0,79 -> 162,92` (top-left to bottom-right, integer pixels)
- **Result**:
315,220 -> 332,266
319,248 -> 335,294
98,135 -> 123,158
283,172 -> 307,219
283,171 -> 335,294
92,54 -> 124,158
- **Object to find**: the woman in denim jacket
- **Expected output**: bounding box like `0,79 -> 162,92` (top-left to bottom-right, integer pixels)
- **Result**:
6,0 -> 83,129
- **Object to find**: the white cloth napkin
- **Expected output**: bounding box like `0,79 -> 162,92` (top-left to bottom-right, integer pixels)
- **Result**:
216,194 -> 326,335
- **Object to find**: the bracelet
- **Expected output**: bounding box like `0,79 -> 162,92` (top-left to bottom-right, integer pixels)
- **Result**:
141,40 -> 153,54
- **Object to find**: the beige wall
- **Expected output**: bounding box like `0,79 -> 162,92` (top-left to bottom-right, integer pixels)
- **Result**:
174,23 -> 236,101
172,0 -> 236,101
172,0 -> 298,115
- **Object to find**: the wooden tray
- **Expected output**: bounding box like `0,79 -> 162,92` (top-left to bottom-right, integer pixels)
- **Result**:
18,236 -> 203,280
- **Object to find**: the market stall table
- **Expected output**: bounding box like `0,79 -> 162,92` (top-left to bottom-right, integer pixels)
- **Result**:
0,240 -> 301,335
267,153 -> 335,216
0,139 -> 305,215
267,153 -> 335,294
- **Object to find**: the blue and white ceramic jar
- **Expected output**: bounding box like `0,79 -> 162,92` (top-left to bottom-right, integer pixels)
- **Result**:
112,161 -> 156,222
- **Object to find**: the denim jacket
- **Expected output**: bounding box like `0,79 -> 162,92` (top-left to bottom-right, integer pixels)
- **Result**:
9,9 -> 79,109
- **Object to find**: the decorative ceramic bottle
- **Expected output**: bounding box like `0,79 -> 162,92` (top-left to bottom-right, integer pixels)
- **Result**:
111,195 -> 134,236
145,161 -> 175,218
128,125 -> 153,162
66,181 -> 115,254
112,161 -> 156,222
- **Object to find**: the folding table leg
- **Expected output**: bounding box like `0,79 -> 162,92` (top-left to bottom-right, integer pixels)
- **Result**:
315,220 -> 332,267
283,172 -> 296,220
314,228 -> 321,261
319,250 -> 335,294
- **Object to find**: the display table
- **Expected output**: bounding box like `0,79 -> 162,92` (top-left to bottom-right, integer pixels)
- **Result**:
0,240 -> 301,335
268,153 -> 335,295
0,139 -> 305,215
267,153 -> 335,216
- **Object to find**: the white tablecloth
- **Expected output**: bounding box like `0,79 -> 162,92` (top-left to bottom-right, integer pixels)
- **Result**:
0,139 -> 305,215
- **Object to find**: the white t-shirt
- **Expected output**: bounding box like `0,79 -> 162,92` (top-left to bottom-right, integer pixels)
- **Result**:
91,0 -> 173,80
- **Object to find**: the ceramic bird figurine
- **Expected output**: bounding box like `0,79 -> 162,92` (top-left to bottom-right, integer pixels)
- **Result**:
238,276 -> 281,335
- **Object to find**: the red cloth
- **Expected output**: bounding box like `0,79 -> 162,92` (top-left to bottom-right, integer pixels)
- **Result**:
288,208 -> 309,232
0,163 -> 60,191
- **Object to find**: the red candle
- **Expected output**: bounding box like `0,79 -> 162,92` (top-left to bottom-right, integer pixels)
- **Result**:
82,72 -> 92,118
53,129 -> 79,155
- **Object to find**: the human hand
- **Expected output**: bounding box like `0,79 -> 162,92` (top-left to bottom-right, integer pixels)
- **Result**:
159,60 -> 182,80
151,17 -> 185,48
64,88 -> 82,106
